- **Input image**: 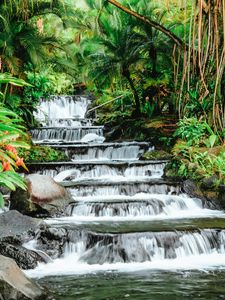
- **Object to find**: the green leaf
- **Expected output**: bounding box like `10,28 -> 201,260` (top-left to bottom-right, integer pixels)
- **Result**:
0,193 -> 4,208
0,133 -> 20,143
204,134 -> 218,148
7,141 -> 30,149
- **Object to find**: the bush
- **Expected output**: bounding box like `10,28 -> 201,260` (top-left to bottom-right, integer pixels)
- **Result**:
174,117 -> 218,147
18,145 -> 68,163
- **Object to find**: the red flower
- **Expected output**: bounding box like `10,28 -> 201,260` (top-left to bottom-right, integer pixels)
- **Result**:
2,161 -> 11,171
16,157 -> 24,167
4,145 -> 17,154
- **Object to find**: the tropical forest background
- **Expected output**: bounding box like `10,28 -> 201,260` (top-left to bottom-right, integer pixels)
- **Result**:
0,0 -> 224,206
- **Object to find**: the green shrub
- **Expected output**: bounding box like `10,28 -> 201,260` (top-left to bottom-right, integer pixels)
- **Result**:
174,117 -> 218,147
18,145 -> 68,163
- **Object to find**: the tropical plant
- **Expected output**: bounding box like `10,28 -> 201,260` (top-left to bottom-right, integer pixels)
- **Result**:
174,117 -> 218,148
0,106 -> 30,207
0,0 -> 71,74
83,10 -> 146,116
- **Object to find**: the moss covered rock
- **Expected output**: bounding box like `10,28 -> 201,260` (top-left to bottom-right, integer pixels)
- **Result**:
141,150 -> 172,161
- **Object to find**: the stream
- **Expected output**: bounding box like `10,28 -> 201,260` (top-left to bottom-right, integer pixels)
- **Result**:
27,95 -> 225,299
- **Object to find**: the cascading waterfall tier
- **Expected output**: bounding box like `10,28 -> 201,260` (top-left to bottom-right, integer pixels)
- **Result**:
34,95 -> 91,124
33,95 -> 105,143
26,229 -> 225,278
54,142 -> 152,161
31,126 -> 104,143
28,161 -> 168,181
64,229 -> 225,264
27,95 -> 225,281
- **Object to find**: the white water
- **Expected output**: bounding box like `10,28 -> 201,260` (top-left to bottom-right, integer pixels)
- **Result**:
69,184 -> 181,197
52,163 -> 166,182
31,127 -> 104,142
71,145 -> 152,161
80,133 -> 105,143
46,193 -> 224,223
45,118 -> 92,127
34,96 -> 90,124
26,230 -> 225,278
28,95 -> 225,280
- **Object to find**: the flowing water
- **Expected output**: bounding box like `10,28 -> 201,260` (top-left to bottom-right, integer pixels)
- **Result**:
28,95 -> 225,299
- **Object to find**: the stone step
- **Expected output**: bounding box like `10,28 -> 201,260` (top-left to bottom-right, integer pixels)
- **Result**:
45,217 -> 225,234
51,141 -> 153,161
31,126 -> 104,143
27,160 -> 168,181
61,178 -> 179,187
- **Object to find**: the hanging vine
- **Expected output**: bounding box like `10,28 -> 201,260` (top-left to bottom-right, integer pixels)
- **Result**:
178,0 -> 225,137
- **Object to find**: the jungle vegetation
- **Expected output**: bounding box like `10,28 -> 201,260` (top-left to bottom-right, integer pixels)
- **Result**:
0,0 -> 224,202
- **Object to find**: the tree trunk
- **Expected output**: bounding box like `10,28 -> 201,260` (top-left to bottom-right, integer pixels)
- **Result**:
122,68 -> 141,116
107,0 -> 186,49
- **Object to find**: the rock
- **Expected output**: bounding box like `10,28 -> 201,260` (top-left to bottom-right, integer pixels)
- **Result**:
183,180 -> 222,209
0,210 -> 42,239
35,227 -> 68,259
10,174 -> 73,218
183,180 -> 206,200
201,175 -> 219,189
140,150 -> 172,161
0,243 -> 44,270
0,211 -> 44,269
0,255 -> 49,300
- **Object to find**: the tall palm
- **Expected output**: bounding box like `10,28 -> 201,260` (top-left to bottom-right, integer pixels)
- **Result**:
85,11 -> 145,116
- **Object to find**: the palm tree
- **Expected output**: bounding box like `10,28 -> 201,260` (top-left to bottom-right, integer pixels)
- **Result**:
84,11 -> 145,116
0,0 -> 68,75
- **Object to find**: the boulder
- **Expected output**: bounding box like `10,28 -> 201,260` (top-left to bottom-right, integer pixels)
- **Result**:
0,255 -> 49,300
183,180 -> 224,209
10,174 -> 73,217
0,210 -> 42,240
0,211 -> 45,269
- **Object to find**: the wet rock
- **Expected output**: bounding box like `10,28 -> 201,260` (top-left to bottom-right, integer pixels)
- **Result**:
0,243 -> 44,270
0,211 -> 44,269
183,180 -> 206,200
0,210 -> 42,239
10,174 -> 73,218
183,180 -> 224,209
36,227 -> 68,259
0,255 -> 49,300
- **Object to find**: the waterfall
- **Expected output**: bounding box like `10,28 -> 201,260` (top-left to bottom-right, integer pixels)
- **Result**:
26,95 -> 225,280
34,95 -> 91,123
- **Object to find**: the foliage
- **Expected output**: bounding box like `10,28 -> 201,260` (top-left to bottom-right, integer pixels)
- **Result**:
176,0 -> 225,134
174,117 -> 218,148
169,117 -> 224,187
141,150 -> 172,161
0,0 -> 67,75
0,106 -> 30,207
18,145 -> 68,163
171,144 -> 225,186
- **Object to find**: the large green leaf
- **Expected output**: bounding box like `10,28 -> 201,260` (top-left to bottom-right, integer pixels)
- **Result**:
0,133 -> 20,143
0,73 -> 32,87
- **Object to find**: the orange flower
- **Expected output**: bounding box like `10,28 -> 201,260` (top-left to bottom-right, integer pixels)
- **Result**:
16,157 -> 24,167
2,161 -> 11,171
4,145 -> 17,154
